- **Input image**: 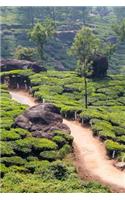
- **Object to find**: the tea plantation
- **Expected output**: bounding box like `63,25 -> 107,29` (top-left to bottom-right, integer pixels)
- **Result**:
28,71 -> 125,161
0,83 -> 110,192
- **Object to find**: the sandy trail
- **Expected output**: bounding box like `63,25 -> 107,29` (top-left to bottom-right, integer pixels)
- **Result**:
63,119 -> 125,191
9,90 -> 125,191
9,90 -> 36,107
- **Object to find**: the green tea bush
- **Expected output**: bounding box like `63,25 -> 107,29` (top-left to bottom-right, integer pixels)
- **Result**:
33,138 -> 58,151
117,152 -> 125,162
59,144 -> 72,159
52,130 -> 73,145
25,160 -> 50,173
105,140 -> 125,152
113,126 -> 125,136
52,136 -> 66,148
39,151 -> 59,161
0,163 -> 8,178
0,141 -> 15,156
1,129 -> 21,141
1,172 -> 110,193
1,156 -> 27,167
9,165 -> 29,173
50,161 -> 69,180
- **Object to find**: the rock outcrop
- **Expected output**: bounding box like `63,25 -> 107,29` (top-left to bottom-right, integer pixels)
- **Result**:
14,103 -> 70,137
91,55 -> 108,78
0,59 -> 47,73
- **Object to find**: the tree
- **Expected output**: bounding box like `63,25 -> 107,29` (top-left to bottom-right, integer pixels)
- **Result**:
29,18 -> 55,61
101,42 -> 116,59
68,27 -> 100,109
15,46 -> 37,61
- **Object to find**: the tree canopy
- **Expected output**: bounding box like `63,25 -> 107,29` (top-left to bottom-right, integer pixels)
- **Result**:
29,18 -> 55,61
69,27 -> 100,76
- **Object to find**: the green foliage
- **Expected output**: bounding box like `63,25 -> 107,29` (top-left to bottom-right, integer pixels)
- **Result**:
1,171 -> 110,193
0,141 -> 15,156
105,140 -> 125,152
117,152 -> 125,162
13,137 -> 58,155
40,151 -> 59,161
112,19 -> 125,41
52,130 -> 73,145
52,136 -> 66,148
59,144 -> 72,159
49,161 -> 69,180
1,156 -> 27,167
15,45 -> 37,61
1,129 -> 21,141
113,126 -> 125,136
69,27 -> 100,76
0,164 -> 8,178
29,18 -> 55,60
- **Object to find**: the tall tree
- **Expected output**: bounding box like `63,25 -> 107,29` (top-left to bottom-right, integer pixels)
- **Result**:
29,18 -> 55,61
69,27 -> 100,109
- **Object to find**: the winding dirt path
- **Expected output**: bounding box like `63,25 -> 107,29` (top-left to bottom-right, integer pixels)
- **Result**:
9,90 -> 125,192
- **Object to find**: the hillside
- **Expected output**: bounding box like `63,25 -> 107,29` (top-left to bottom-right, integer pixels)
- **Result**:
0,69 -> 125,192
1,7 -> 125,73
1,6 -> 125,193
0,84 -> 110,193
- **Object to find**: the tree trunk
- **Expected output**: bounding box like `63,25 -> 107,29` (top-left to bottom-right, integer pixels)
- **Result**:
84,76 -> 88,109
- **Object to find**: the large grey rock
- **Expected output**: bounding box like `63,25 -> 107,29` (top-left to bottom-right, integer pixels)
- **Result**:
14,103 -> 70,135
0,59 -> 47,73
90,55 -> 108,78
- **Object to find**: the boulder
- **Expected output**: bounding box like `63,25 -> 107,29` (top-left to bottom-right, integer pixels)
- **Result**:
32,131 -> 54,139
14,103 -> 70,135
0,59 -> 47,73
90,55 -> 108,78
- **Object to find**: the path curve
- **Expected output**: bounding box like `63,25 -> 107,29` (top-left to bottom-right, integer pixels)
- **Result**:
9,90 -> 125,191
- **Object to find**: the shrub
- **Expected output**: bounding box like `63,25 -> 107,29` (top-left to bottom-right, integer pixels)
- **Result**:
33,138 -> 58,151
13,138 -> 33,154
98,130 -> 116,140
52,130 -> 73,145
15,46 -> 37,61
59,144 -> 72,159
50,161 -> 69,180
12,128 -> 31,138
1,156 -> 27,167
39,151 -> 59,161
105,140 -> 125,152
52,136 -> 66,148
26,156 -> 39,162
9,165 -> 29,173
25,160 -> 50,173
117,152 -> 125,162
116,135 -> 125,144
1,172 -> 110,193
0,163 -> 8,178
1,129 -> 21,141
1,118 -> 13,129
14,138 -> 57,155
113,126 -> 125,136
0,141 -> 15,156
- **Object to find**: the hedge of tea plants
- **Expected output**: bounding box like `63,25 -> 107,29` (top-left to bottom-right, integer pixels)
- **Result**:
28,71 -> 125,161
0,84 -> 109,192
